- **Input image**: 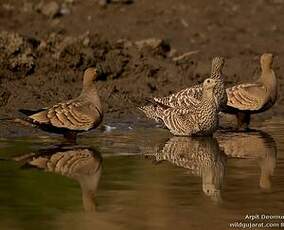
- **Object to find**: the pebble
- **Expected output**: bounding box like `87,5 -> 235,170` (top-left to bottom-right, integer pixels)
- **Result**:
38,1 -> 60,18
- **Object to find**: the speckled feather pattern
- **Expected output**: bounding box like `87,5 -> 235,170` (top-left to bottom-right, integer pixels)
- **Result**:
153,57 -> 227,110
140,79 -> 219,136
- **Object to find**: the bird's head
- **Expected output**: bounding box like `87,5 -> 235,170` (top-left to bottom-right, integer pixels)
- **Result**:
260,53 -> 273,70
203,78 -> 217,90
83,68 -> 98,87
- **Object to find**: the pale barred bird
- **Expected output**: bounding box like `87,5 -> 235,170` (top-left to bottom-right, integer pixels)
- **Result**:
152,56 -> 227,110
144,137 -> 225,202
139,78 -> 219,136
218,130 -> 277,190
19,68 -> 103,143
222,53 -> 278,130
13,146 -> 102,211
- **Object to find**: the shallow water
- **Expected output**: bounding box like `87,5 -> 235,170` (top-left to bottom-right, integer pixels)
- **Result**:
0,122 -> 283,230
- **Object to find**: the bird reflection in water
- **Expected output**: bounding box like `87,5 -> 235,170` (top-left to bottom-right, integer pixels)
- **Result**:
13,145 -> 102,211
218,130 -> 277,190
144,137 -> 226,202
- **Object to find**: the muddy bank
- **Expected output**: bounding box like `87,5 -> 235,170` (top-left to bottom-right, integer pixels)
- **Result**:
0,0 -> 283,137
0,30 -> 283,136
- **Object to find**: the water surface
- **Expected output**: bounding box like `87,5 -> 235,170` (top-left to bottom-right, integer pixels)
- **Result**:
0,123 -> 283,230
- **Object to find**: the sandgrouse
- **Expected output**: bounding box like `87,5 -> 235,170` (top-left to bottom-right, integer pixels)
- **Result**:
19,68 -> 103,143
222,53 -> 277,130
153,57 -> 227,110
139,78 -> 219,136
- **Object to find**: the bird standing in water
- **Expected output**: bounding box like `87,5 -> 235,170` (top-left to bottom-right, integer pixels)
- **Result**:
19,68 -> 103,143
222,53 -> 277,130
139,78 -> 220,136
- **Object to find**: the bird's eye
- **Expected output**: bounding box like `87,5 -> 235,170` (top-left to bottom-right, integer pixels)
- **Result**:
207,79 -> 210,83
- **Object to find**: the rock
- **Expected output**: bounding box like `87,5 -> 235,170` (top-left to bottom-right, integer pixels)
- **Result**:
135,38 -> 164,50
167,49 -> 178,58
98,0 -> 108,6
37,1 -> 61,18
134,38 -> 171,56
60,3 -> 71,15
116,39 -> 133,48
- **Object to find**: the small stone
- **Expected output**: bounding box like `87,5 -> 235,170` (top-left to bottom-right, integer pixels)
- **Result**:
116,39 -> 133,48
167,49 -> 178,58
82,37 -> 90,47
39,1 -> 60,18
98,0 -> 108,6
134,38 -> 163,50
60,3 -> 71,15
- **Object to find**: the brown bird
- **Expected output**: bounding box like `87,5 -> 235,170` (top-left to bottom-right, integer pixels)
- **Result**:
19,68 -> 103,143
152,57 -> 227,110
139,78 -> 219,136
222,53 -> 278,130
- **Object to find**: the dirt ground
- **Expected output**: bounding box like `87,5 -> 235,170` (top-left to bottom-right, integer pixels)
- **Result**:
0,0 -> 283,137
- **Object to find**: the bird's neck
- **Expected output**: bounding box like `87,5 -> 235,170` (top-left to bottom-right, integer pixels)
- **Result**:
81,85 -> 102,109
211,71 -> 223,81
202,89 -> 215,102
259,67 -> 276,89
202,89 -> 218,112
81,84 -> 98,98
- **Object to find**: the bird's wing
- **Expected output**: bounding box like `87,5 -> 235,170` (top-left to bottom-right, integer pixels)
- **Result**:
153,85 -> 203,108
162,107 -> 200,135
29,100 -> 101,131
226,83 -> 268,111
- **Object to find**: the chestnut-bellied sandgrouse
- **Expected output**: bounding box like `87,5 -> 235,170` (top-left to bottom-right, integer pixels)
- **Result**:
139,78 -> 219,136
222,53 -> 277,130
153,57 -> 227,110
19,68 -> 103,143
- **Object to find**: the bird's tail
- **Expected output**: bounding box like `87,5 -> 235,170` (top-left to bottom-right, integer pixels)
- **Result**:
19,108 -> 46,116
138,104 -> 164,122
0,117 -> 14,122
0,117 -> 35,127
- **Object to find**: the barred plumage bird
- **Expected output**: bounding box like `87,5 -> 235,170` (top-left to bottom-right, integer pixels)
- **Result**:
153,56 -> 227,110
144,137 -> 225,201
222,53 -> 278,130
139,78 -> 219,136
13,146 -> 102,211
19,68 -> 103,143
